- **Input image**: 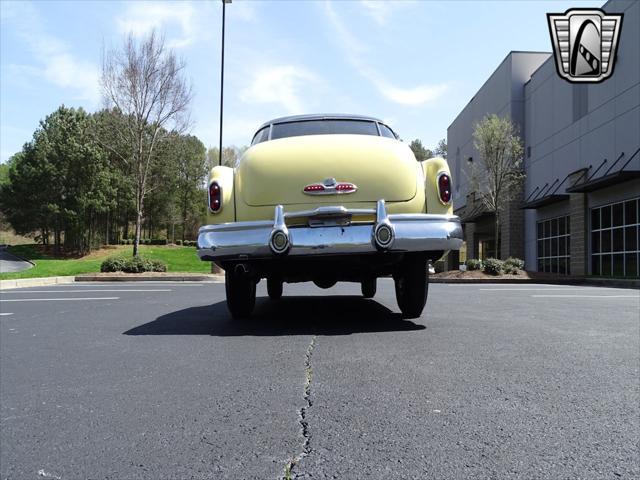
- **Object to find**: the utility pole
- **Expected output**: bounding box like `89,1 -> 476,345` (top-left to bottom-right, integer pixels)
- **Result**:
219,0 -> 232,166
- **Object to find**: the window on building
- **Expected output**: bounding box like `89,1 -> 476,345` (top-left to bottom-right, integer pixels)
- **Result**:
572,84 -> 588,122
537,216 -> 571,274
591,197 -> 639,278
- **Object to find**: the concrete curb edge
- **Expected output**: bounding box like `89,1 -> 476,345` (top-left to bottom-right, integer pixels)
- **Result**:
430,277 -> 640,289
1,274 -> 224,290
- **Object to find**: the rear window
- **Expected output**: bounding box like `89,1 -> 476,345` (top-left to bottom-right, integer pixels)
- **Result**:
378,123 -> 397,139
270,119 -> 379,141
251,126 -> 270,145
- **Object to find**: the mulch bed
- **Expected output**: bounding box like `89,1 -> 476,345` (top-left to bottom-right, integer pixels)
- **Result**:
432,270 -> 578,281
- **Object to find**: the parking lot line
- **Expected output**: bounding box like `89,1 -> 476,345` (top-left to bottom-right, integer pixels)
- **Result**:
480,288 -> 596,291
2,297 -> 120,302
57,282 -> 207,286
0,312 -> 13,316
1,289 -> 172,294
531,294 -> 638,298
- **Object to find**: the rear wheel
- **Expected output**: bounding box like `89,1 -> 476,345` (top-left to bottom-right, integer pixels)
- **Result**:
361,278 -> 377,298
394,253 -> 429,318
267,277 -> 283,300
225,270 -> 256,319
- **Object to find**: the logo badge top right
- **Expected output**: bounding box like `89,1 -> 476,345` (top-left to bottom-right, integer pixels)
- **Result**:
547,8 -> 623,83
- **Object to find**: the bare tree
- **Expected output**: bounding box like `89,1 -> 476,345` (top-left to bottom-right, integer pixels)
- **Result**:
101,31 -> 192,256
471,114 -> 524,258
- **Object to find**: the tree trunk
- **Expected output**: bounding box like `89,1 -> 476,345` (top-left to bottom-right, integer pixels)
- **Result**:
133,195 -> 143,257
494,212 -> 500,260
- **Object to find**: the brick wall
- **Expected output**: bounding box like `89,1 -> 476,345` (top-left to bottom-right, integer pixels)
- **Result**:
465,222 -> 477,260
500,183 -> 525,260
569,192 -> 587,275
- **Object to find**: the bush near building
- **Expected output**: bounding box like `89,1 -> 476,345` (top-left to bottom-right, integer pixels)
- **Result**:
465,258 -> 483,270
482,258 -> 504,275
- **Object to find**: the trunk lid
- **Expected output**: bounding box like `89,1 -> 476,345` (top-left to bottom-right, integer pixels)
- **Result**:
239,134 -> 418,207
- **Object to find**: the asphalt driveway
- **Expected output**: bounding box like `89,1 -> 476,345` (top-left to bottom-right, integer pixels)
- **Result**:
0,249 -> 32,273
0,280 -> 638,479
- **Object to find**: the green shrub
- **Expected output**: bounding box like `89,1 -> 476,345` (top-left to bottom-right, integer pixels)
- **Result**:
100,257 -> 128,272
465,258 -> 482,271
150,238 -> 168,245
100,256 -> 167,273
504,257 -> 524,269
176,239 -> 183,246
482,258 -> 504,275
504,257 -> 525,275
433,260 -> 445,273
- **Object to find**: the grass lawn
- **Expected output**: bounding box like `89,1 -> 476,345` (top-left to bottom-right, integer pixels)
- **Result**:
0,244 -> 210,280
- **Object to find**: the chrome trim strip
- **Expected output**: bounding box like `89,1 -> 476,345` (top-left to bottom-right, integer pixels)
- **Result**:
285,206 -> 374,219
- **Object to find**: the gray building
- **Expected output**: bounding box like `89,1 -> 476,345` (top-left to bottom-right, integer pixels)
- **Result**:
448,0 -> 639,278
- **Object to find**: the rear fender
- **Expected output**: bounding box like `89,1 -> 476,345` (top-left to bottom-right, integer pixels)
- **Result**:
420,157 -> 453,215
207,166 -> 235,224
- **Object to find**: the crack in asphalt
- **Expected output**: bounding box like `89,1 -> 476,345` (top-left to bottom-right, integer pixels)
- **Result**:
282,335 -> 316,480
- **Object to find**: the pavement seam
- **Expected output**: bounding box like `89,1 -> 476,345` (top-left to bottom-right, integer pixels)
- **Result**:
282,335 -> 316,480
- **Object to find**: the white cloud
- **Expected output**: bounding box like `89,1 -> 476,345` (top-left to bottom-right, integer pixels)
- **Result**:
1,2 -> 100,105
240,66 -> 320,114
116,2 -> 196,48
359,0 -> 391,26
231,1 -> 258,22
324,1 -> 447,107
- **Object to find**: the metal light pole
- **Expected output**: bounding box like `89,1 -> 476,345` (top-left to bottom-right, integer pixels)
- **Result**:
219,0 -> 232,167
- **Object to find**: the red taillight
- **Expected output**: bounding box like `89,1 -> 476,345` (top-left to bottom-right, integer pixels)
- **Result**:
304,184 -> 325,193
437,173 -> 451,204
209,182 -> 221,212
335,182 -> 356,192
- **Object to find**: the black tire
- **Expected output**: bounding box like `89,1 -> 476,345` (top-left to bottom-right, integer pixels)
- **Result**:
225,270 -> 256,319
394,253 -> 429,319
267,277 -> 283,300
361,278 -> 377,298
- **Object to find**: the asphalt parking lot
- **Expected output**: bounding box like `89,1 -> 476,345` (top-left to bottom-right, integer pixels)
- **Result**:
1,280 -> 638,479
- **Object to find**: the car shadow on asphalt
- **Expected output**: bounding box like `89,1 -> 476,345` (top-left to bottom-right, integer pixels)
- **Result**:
124,296 -> 425,336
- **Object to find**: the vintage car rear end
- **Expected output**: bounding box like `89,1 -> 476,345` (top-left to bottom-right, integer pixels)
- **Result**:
198,114 -> 462,318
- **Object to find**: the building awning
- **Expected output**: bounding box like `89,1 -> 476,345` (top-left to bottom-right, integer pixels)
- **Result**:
566,170 -> 640,193
521,194 -> 570,209
521,172 -> 573,210
460,205 -> 494,222
567,147 -> 640,193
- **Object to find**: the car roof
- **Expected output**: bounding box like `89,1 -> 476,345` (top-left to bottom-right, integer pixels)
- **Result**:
256,114 -> 385,132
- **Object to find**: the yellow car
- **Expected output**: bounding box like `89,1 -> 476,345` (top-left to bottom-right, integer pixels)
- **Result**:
198,114 -> 462,318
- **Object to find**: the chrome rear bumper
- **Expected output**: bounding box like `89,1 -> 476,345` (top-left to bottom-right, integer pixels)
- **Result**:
197,200 -> 463,261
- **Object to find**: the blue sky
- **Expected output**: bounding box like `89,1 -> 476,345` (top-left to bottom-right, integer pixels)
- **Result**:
1,0 -> 603,163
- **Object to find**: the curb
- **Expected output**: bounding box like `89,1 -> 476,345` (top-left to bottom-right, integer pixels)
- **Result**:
75,274 -> 223,282
1,274 -> 224,290
0,276 -> 76,290
430,277 -> 640,289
